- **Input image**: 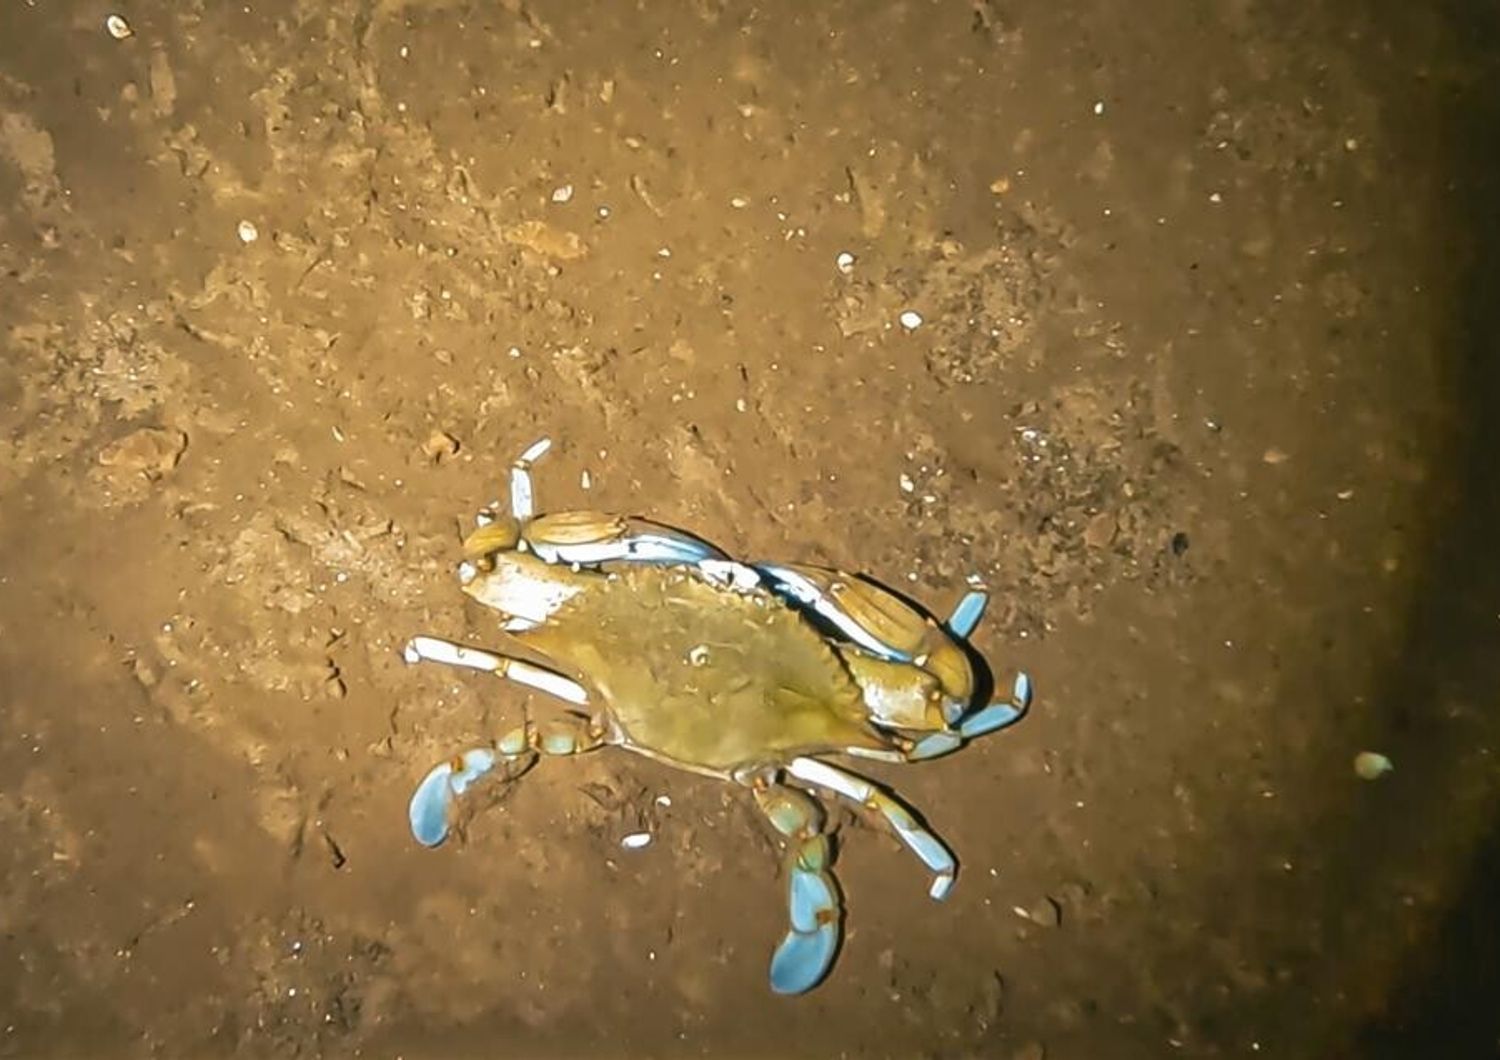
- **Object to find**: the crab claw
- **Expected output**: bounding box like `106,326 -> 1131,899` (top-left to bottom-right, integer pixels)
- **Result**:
771,865 -> 841,995
408,748 -> 499,847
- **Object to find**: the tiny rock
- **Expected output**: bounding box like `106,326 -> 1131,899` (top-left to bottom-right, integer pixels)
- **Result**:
1354,751 -> 1393,780
899,310 -> 924,330
620,832 -> 652,850
237,220 -> 259,244
504,219 -> 586,260
1084,512 -> 1117,549
835,251 -> 856,274
105,14 -> 133,38
98,427 -> 188,480
422,430 -> 461,464
1262,447 -> 1289,465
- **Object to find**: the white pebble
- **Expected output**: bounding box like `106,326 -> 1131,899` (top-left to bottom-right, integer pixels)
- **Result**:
580,469 -> 592,490
236,220 -> 259,244
654,794 -> 672,807
1209,191 -> 1223,204
105,14 -> 133,39
620,832 -> 652,849
899,310 -> 923,330
730,196 -> 749,209
899,473 -> 915,493
1093,100 -> 1105,115
835,251 -> 856,274
551,184 -> 574,203
1354,751 -> 1393,780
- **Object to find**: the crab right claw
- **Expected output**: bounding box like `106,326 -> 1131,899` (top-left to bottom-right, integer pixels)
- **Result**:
754,783 -> 844,995
754,562 -> 976,705
773,864 -> 840,995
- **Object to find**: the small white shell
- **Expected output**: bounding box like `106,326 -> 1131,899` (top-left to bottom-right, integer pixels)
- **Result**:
105,14 -> 133,39
551,184 -> 574,203
620,832 -> 652,849
236,220 -> 259,244
835,251 -> 855,274
899,310 -> 923,330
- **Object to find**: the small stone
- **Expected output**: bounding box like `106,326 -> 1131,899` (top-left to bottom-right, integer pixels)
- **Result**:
620,832 -> 652,849
551,184 -> 574,203
899,310 -> 923,330
98,427 -> 188,480
1092,100 -> 1104,115
899,473 -> 915,494
989,176 -> 1011,194
422,430 -> 460,464
835,251 -> 856,274
105,14 -> 133,38
1262,447 -> 1289,465
1354,752 -> 1393,780
1028,896 -> 1062,926
1209,191 -> 1223,204
1083,513 -> 1117,549
432,347 -> 454,365
236,220 -> 259,243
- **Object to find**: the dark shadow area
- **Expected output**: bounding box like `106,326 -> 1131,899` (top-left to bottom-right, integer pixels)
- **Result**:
1345,4 -> 1500,1055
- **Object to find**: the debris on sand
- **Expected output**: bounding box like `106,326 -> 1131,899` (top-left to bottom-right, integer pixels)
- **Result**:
1354,751 -> 1393,780
98,427 -> 188,480
504,219 -> 586,260
421,430 -> 461,464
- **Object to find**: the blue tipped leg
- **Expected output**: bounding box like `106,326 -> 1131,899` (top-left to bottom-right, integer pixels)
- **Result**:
946,590 -> 989,639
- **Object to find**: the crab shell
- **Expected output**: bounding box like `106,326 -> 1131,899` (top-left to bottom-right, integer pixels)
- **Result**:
461,548 -> 966,755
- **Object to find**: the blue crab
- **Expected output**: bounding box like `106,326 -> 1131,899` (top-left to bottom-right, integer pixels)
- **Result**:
402,439 -> 1033,994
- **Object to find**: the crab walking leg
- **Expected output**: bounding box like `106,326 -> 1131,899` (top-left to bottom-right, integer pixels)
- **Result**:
509,436 -> 553,521
786,757 -> 958,900
946,589 -> 988,639
751,784 -> 842,995
409,717 -> 606,847
402,635 -> 588,705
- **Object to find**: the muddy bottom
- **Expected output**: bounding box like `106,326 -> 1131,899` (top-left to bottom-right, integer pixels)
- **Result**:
3,1 -> 1498,1057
